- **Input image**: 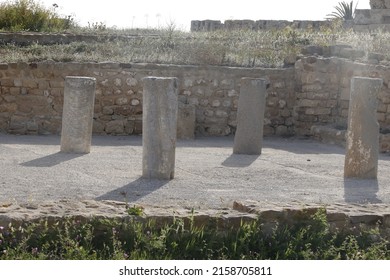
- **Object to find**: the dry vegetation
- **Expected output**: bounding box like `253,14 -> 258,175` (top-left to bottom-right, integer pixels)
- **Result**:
1,1 -> 390,68
2,21 -> 390,68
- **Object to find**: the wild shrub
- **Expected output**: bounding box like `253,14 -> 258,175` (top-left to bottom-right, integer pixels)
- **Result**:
1,209 -> 389,260
0,0 -> 76,32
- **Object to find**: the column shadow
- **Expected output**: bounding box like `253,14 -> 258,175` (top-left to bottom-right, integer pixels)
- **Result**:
96,177 -> 168,203
222,154 -> 260,168
343,178 -> 382,203
21,152 -> 84,167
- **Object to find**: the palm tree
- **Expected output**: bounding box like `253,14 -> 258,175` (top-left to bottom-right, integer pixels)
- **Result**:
326,1 -> 358,20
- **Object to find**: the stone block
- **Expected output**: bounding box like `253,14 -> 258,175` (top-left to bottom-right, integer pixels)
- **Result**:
22,79 -> 38,88
233,78 -> 267,155
275,125 -> 291,136
339,48 -> 365,60
354,9 -> 372,25
298,99 -> 320,107
9,115 -> 28,133
142,77 -> 178,180
307,92 -> 330,100
49,80 -> 64,88
0,102 -> 15,114
60,76 -> 96,154
370,0 -> 385,8
378,112 -> 386,122
93,120 -> 105,134
340,88 -> 351,101
105,120 -> 125,134
177,103 -> 196,140
306,107 -> 331,116
369,23 -> 390,32
115,97 -> 129,105
344,77 -> 383,179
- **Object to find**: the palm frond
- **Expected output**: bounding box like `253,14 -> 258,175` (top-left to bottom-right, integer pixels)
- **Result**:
326,1 -> 358,21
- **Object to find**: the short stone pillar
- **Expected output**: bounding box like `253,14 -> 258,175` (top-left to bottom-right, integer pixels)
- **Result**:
344,77 -> 383,179
177,102 -> 196,140
60,76 -> 96,153
142,77 -> 178,180
233,78 -> 268,155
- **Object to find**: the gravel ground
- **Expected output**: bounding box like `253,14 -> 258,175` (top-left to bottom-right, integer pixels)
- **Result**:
1,134 -> 390,209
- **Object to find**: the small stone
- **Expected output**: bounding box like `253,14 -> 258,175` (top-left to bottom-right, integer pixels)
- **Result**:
114,78 -> 122,87
131,99 -> 140,106
102,107 -> 114,115
184,79 -> 193,87
211,100 -> 221,107
105,120 -> 125,134
126,77 -> 138,87
115,97 -> 128,105
228,89 -> 237,97
278,100 -> 287,108
215,110 -> 228,118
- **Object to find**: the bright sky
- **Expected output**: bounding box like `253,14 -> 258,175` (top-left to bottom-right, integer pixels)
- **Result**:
22,0 -> 372,30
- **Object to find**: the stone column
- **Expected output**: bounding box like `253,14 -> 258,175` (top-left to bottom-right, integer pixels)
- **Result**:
177,102 -> 196,140
142,77 -> 178,180
233,78 -> 268,155
60,76 -> 96,153
344,77 -> 383,179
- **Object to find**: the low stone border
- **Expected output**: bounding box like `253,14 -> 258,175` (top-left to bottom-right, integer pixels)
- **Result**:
1,200 -> 390,236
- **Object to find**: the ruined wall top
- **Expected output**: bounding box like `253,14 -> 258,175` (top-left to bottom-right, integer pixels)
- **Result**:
192,1 -> 390,33
190,20 -> 338,32
370,0 -> 390,9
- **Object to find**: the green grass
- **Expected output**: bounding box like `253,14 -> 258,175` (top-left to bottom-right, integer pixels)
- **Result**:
1,209 -> 389,260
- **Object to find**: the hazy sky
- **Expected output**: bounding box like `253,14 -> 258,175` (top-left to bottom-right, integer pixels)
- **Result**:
26,0 -> 371,30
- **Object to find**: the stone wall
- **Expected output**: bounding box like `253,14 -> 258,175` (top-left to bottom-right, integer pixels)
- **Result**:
354,9 -> 390,32
1,200 -> 390,239
0,62 -> 295,137
352,1 -> 390,32
191,20 -> 335,32
370,0 -> 390,9
3,52 -> 390,141
294,55 -> 390,137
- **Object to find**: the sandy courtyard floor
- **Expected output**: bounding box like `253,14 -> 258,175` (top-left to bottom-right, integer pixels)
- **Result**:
1,134 -> 390,209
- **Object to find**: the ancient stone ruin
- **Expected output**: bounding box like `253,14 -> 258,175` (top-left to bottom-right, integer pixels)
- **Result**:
370,0 -> 390,9
344,77 -> 383,179
233,78 -> 268,155
60,76 -> 96,154
192,1 -> 390,33
142,77 -> 179,180
354,0 -> 390,31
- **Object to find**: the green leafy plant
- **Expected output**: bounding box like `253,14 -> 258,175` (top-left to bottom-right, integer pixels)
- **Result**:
326,1 -> 358,20
0,0 -> 77,32
127,205 -> 144,216
1,209 -> 390,260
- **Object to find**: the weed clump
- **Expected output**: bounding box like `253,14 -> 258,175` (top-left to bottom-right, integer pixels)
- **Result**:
0,0 -> 76,32
0,209 -> 389,260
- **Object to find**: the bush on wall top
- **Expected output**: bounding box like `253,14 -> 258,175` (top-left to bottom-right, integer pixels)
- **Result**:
0,0 -> 77,32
